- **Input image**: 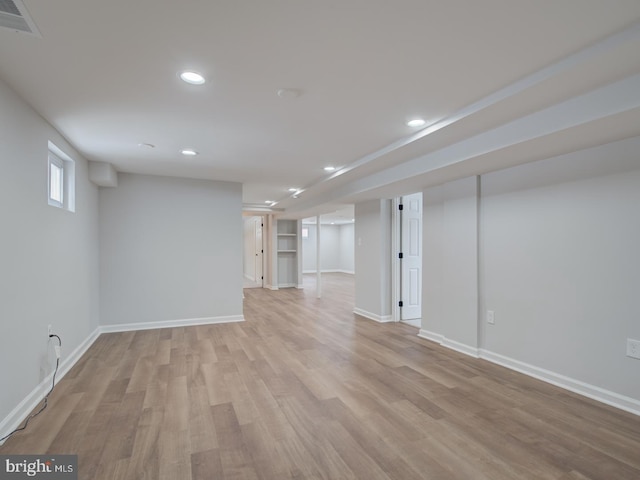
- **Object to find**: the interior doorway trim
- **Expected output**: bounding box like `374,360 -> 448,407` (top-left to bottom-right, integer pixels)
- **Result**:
391,197 -> 401,322
242,213 -> 268,289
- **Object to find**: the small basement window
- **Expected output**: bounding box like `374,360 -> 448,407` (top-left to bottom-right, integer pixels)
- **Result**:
47,142 -> 75,212
48,153 -> 64,207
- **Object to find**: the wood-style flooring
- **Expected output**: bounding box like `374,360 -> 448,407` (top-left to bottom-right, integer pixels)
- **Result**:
1,273 -> 639,479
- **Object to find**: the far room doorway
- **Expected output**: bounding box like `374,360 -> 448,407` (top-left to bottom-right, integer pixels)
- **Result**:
243,215 -> 264,289
302,206 -> 355,299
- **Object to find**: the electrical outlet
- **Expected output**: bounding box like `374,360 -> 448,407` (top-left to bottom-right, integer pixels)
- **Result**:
627,339 -> 640,360
487,310 -> 495,325
48,324 -> 53,336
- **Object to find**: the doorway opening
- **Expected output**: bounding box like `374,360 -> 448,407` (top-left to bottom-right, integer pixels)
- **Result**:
301,206 -> 355,298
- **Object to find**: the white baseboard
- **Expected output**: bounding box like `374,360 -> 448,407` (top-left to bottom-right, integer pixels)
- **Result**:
479,349 -> 640,417
418,329 -> 480,357
354,308 -> 392,323
417,329 -> 443,344
58,327 -> 102,382
99,315 -> 245,333
443,338 -> 480,358
0,327 -> 101,445
416,329 -> 640,416
0,313 -> 247,444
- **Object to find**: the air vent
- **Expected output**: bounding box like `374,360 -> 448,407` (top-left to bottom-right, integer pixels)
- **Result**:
0,0 -> 41,36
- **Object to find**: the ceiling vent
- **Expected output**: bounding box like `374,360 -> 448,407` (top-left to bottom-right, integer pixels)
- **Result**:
0,0 -> 41,36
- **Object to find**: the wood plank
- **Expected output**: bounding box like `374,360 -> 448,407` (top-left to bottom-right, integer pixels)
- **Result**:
124,406 -> 162,480
1,273 -> 639,480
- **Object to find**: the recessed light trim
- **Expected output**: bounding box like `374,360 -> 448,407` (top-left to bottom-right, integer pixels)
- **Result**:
138,143 -> 155,149
277,88 -> 301,99
179,71 -> 206,85
288,187 -> 298,192
181,148 -> 198,156
324,166 -> 336,172
407,118 -> 426,127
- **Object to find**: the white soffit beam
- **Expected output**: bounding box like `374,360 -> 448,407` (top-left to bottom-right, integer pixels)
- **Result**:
287,74 -> 640,212
277,21 -> 640,209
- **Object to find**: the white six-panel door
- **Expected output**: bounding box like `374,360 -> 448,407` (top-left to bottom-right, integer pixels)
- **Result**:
255,218 -> 263,285
401,193 -> 422,321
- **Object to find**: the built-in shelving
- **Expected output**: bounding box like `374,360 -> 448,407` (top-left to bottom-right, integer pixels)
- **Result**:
277,220 -> 299,287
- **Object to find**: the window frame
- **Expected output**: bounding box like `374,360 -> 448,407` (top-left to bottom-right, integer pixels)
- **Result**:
48,152 -> 65,208
47,142 -> 76,212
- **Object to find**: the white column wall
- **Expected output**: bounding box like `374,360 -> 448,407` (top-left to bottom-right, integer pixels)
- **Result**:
421,177 -> 479,354
354,200 -> 392,322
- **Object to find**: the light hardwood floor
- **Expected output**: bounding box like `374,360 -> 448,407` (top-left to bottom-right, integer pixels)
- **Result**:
2,273 -> 639,479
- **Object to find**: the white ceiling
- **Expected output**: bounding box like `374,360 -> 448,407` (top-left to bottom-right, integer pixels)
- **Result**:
1,1 -> 639,219
303,205 -> 354,226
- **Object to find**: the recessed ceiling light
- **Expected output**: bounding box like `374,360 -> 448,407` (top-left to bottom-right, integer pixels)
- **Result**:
324,166 -> 336,172
181,148 -> 198,156
277,88 -> 300,99
265,200 -> 273,204
138,143 -> 155,149
288,188 -> 299,192
407,118 -> 426,127
179,71 -> 206,85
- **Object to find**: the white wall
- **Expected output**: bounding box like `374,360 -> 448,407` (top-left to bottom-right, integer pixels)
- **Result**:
481,139 -> 640,403
302,224 -> 315,271
422,177 -> 479,354
99,173 -> 243,327
302,223 -> 355,273
354,200 -> 392,321
0,78 -> 99,434
303,224 -> 339,272
421,136 -> 640,409
339,223 -> 355,274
